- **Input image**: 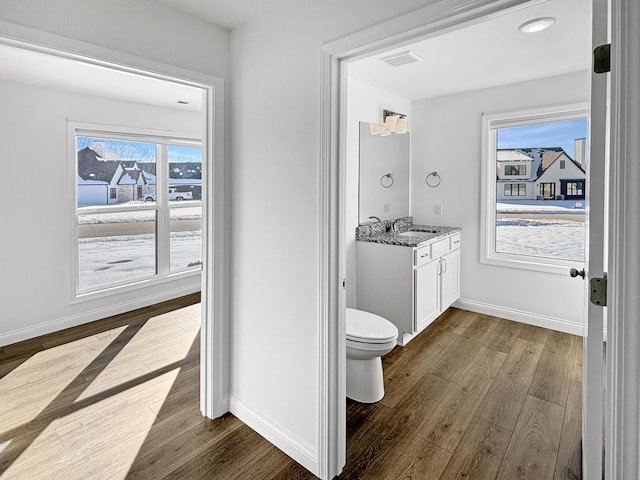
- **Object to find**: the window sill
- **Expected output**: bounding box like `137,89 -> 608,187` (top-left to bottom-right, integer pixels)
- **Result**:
71,268 -> 201,305
481,253 -> 584,276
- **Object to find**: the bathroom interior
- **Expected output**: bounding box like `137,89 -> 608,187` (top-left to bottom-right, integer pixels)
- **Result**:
343,0 -> 591,401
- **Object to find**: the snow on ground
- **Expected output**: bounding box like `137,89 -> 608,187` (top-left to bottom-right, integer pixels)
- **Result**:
78,201 -> 201,223
496,218 -> 585,262
77,201 -> 203,291
79,231 -> 201,291
497,199 -> 586,215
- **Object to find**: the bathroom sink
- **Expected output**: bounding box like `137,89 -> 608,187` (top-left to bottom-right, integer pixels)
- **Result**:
397,230 -> 437,238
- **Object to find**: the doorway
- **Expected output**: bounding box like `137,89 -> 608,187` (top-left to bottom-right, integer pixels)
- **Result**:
0,35 -> 226,419
320,0 -> 604,478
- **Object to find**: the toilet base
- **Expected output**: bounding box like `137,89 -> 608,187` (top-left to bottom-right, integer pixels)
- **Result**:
346,356 -> 384,403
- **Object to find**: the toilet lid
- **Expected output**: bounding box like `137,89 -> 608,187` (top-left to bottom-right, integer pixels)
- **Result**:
346,308 -> 398,344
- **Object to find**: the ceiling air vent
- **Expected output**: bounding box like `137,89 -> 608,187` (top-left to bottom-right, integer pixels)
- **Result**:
380,50 -> 422,67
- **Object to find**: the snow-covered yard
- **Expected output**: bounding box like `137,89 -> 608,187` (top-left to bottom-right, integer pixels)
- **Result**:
77,203 -> 202,291
495,200 -> 586,262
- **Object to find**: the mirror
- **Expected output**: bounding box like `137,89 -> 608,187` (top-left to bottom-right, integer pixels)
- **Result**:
358,121 -> 410,223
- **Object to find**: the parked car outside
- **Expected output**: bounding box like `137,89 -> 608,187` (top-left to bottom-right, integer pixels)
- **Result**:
144,188 -> 193,201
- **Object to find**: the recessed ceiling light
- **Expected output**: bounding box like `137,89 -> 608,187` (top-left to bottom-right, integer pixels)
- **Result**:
380,50 -> 422,67
518,17 -> 556,33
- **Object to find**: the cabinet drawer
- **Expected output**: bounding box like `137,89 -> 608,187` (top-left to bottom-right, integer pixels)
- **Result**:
450,233 -> 461,250
414,244 -> 432,267
431,237 -> 450,259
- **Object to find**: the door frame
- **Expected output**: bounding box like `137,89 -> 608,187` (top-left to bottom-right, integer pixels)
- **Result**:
606,0 -> 640,477
319,0 -> 556,477
0,20 -> 228,419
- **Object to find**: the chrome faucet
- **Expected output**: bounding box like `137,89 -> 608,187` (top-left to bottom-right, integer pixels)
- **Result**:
368,216 -> 382,223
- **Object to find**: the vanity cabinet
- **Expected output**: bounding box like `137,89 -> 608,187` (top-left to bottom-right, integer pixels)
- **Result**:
357,232 -> 461,345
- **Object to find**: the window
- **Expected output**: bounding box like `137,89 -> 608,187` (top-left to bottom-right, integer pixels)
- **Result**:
563,180 -> 585,197
504,165 -> 526,176
481,104 -> 588,274
74,127 -> 202,297
541,182 -> 556,199
504,183 -> 526,196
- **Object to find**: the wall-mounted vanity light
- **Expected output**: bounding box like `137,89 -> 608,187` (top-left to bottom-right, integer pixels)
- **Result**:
369,110 -> 407,135
425,171 -> 441,187
383,109 -> 407,134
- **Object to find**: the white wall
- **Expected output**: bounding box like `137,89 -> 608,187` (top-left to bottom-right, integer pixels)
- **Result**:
411,71 -> 589,332
0,80 -> 202,344
0,0 -> 229,79
229,0 -> 430,473
346,77 -> 412,307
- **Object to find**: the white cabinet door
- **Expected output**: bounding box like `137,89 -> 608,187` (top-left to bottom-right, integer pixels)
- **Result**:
440,249 -> 460,311
414,258 -> 440,332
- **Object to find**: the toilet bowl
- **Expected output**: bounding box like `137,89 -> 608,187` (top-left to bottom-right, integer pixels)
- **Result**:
346,308 -> 398,403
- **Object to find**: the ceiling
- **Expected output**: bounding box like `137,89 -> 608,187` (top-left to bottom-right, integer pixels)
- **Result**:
146,0 -> 308,29
348,0 -> 591,101
0,0 -> 591,110
0,43 -> 203,111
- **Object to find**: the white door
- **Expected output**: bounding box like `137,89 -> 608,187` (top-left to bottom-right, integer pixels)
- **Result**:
580,0 -> 608,477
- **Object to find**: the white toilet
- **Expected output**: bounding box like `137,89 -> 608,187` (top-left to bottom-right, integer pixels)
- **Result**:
346,308 -> 399,403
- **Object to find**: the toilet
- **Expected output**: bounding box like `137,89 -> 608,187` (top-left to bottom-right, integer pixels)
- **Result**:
346,308 -> 399,403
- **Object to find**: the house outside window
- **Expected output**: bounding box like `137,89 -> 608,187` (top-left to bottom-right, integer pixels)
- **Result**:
504,183 -> 526,196
73,126 -> 202,298
560,160 -> 566,169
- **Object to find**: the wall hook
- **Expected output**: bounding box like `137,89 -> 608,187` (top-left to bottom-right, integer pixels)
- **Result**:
425,171 -> 441,187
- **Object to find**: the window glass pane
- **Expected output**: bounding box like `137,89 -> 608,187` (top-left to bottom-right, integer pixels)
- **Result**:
170,206 -> 202,272
78,210 -> 156,291
168,145 -> 202,201
495,117 -> 587,262
167,145 -> 202,272
77,137 -> 156,208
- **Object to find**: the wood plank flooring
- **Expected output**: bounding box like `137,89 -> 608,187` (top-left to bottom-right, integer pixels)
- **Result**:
0,299 -> 582,479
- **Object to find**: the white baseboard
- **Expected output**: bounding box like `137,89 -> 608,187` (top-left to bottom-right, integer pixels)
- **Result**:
229,394 -> 318,477
0,284 -> 200,347
453,298 -> 584,336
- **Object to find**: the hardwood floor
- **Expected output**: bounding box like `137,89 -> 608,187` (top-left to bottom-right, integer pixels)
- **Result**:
0,298 -> 582,479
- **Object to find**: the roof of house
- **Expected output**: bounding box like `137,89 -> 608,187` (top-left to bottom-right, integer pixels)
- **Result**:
119,169 -> 147,184
541,151 -> 564,170
496,150 -> 532,162
77,147 -> 121,183
496,146 -> 585,179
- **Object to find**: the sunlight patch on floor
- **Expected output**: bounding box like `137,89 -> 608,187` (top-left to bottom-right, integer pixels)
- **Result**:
1,370 -> 179,480
0,334 -> 112,431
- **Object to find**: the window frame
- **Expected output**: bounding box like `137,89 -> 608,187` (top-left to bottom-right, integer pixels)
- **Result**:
70,122 -> 203,302
480,103 -> 589,275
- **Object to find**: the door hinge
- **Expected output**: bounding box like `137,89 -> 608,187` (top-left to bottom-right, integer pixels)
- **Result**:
594,44 -> 610,74
590,275 -> 607,307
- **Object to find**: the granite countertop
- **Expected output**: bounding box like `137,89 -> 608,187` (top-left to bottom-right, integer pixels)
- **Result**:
356,217 -> 461,247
